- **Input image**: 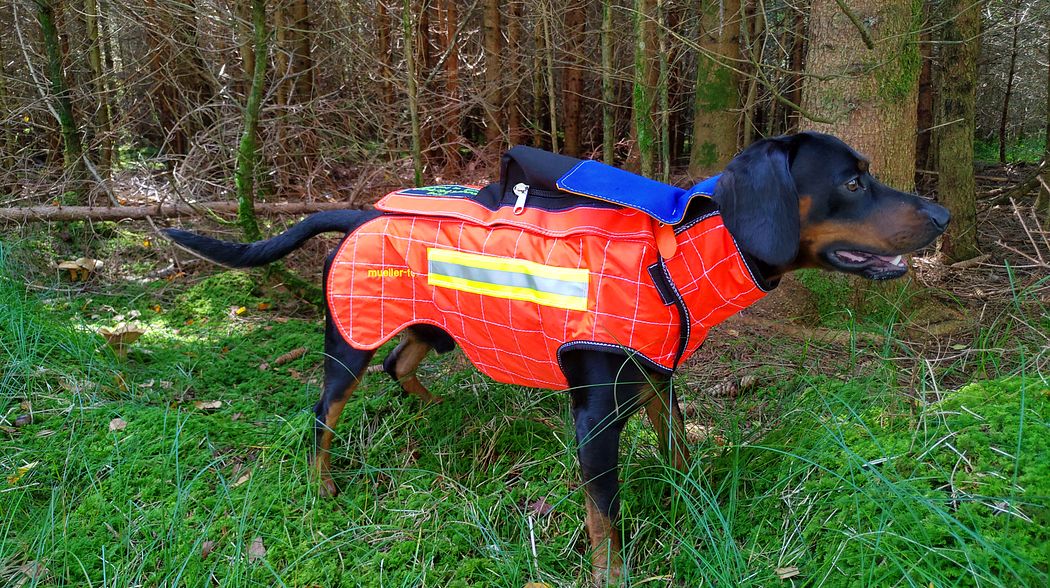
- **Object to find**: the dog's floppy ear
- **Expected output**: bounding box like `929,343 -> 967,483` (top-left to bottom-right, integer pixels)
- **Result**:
712,138 -> 800,266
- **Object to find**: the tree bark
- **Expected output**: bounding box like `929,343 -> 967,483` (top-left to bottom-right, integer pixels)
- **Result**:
506,0 -> 524,145
482,0 -> 503,148
563,0 -> 585,157
632,0 -> 659,176
601,0 -> 616,164
35,0 -> 85,197
998,0 -> 1023,164
235,0 -> 268,242
403,0 -> 423,186
689,0 -> 742,177
1036,23 -> 1049,224
801,0 -> 922,191
914,0 -> 934,177
934,0 -> 982,262
83,0 -> 112,173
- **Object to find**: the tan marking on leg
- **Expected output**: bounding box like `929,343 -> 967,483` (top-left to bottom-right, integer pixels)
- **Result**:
585,493 -> 623,584
392,334 -> 442,404
642,383 -> 690,472
313,386 -> 356,497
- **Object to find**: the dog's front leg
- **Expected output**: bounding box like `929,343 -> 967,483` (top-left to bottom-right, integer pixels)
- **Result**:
563,351 -> 646,584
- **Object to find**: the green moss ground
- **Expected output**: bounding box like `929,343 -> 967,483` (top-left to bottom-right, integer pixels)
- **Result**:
1,239 -> 1047,587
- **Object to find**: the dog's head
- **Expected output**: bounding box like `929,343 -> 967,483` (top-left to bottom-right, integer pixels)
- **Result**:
712,131 -> 949,280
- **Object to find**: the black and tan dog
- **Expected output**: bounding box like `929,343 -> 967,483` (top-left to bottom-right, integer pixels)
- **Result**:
164,132 -> 948,581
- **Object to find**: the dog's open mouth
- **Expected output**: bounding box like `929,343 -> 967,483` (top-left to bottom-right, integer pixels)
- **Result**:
828,249 -> 908,279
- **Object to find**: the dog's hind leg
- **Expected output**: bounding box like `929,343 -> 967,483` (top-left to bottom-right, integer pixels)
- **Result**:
313,313 -> 374,497
641,380 -> 690,472
381,325 -> 456,404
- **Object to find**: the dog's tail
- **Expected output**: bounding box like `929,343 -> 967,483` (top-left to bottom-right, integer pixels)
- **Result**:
162,209 -> 383,268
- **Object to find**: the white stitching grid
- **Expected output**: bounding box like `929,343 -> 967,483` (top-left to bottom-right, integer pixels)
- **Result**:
327,209 -> 766,389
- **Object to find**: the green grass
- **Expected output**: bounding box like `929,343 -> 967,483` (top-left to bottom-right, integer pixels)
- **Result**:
974,137 -> 1046,164
2,240 -> 1048,587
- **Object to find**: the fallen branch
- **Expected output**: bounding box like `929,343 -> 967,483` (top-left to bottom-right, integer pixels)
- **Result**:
0,200 -> 356,223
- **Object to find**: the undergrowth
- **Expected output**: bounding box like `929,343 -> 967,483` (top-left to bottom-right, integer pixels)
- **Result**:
1,237 -> 1047,587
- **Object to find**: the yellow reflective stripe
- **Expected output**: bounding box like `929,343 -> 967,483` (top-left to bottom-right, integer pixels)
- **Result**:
428,274 -> 588,311
426,248 -> 589,311
427,248 -> 588,284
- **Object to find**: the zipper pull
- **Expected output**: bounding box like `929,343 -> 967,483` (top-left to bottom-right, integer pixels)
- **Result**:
512,183 -> 529,214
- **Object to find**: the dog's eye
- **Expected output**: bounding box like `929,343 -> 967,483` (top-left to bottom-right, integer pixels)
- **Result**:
845,178 -> 860,192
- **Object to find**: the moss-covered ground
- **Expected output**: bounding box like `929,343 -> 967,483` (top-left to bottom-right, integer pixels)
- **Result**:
1,229 -> 1047,587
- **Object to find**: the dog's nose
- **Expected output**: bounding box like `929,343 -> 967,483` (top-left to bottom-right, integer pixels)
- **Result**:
926,203 -> 950,231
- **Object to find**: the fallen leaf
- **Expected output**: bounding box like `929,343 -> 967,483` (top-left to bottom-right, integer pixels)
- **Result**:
35,429 -> 54,437
231,413 -> 243,421
194,400 -> 223,411
524,583 -> 552,588
529,497 -> 554,516
232,471 -> 251,488
14,414 -> 32,427
109,418 -> 128,431
248,536 -> 266,562
256,302 -> 271,311
202,540 -> 216,559
775,566 -> 800,579
9,560 -> 47,588
7,461 -> 39,485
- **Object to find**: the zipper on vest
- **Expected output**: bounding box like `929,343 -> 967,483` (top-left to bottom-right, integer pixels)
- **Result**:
512,183 -> 529,214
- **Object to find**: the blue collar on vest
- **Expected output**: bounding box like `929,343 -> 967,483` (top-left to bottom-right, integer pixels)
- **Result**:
556,159 -> 721,225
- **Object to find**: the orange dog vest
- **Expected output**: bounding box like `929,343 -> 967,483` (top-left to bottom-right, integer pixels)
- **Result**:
327,179 -> 770,390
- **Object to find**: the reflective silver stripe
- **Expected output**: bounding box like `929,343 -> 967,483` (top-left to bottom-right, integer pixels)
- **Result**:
428,260 -> 588,299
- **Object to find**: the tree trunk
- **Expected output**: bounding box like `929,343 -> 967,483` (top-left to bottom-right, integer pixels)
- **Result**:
541,0 -> 559,152
1036,25 -> 1049,224
482,0 -> 502,148
914,0 -> 934,179
787,1 -> 809,132
657,0 -> 670,181
998,0 -> 1023,164
689,0 -> 742,177
934,0 -> 982,262
376,3 -> 395,112
403,0 -> 422,186
601,0 -> 616,164
441,0 -> 462,161
801,0 -> 922,191
506,0 -> 524,145
741,1 -> 764,148
235,0 -> 268,242
563,1 -> 585,157
35,0 -> 85,197
83,0 -> 112,174
632,0 -> 658,176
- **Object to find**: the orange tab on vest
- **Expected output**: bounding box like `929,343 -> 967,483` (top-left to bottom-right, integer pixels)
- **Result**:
654,221 -> 677,259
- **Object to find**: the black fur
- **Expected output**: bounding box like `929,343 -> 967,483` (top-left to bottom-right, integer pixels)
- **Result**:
712,136 -> 800,266
163,209 -> 382,268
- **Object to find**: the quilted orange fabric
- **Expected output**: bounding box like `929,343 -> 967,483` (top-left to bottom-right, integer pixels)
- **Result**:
326,188 -> 768,389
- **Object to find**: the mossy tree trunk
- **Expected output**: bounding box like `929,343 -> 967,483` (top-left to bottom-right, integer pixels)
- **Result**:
235,0 -> 267,242
505,0 -> 524,146
601,0 -> 616,164
35,0 -> 85,197
801,0 -> 922,191
689,0 -> 741,177
1036,24 -> 1049,226
632,0 -> 658,176
934,0 -> 982,262
402,0 -> 422,187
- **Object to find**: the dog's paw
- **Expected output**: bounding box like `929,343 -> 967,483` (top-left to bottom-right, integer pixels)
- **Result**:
319,477 -> 340,498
